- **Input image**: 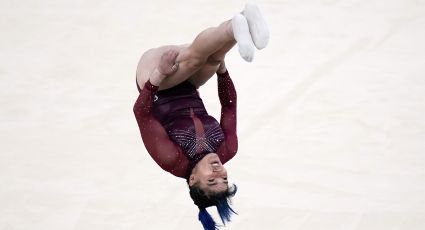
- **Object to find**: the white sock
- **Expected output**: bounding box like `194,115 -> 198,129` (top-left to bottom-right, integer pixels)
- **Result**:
232,13 -> 255,62
244,2 -> 270,50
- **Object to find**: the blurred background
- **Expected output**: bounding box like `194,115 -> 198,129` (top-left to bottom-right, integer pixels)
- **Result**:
1,0 -> 425,229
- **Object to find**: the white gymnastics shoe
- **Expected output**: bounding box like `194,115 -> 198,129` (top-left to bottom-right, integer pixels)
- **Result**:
232,13 -> 255,62
244,2 -> 270,49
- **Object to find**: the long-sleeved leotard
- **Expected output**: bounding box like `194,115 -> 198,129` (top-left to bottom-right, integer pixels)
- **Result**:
133,71 -> 238,178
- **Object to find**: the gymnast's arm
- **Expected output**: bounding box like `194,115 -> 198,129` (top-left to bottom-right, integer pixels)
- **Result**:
133,76 -> 187,177
216,66 -> 238,164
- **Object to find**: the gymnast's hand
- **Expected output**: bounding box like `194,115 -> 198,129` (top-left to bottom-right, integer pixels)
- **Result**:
158,49 -> 179,76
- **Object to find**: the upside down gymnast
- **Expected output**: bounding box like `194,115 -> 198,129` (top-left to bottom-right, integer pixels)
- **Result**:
133,3 -> 269,230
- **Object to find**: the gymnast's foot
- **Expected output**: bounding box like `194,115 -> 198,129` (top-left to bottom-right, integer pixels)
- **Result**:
232,13 -> 255,62
243,2 -> 269,50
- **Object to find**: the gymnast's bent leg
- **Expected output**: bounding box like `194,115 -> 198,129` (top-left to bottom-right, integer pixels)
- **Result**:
136,13 -> 257,90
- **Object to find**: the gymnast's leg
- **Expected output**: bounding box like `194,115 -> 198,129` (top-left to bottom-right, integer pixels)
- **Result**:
187,2 -> 270,88
137,14 -> 255,90
158,16 -> 252,90
136,3 -> 269,90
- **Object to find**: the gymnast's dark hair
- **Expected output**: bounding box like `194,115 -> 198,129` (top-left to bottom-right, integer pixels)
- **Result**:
189,183 -> 238,230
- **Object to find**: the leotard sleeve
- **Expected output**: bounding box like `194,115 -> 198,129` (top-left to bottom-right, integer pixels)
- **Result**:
133,81 -> 188,177
216,71 -> 238,164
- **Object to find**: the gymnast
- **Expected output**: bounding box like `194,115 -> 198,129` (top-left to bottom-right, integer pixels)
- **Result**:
133,3 -> 269,229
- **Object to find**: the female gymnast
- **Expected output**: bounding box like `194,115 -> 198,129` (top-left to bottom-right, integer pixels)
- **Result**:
133,3 -> 269,229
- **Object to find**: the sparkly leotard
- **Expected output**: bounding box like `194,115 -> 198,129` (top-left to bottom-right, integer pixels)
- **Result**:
133,71 -> 238,178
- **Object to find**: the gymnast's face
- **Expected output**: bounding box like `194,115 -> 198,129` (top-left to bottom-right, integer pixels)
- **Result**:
189,153 -> 228,193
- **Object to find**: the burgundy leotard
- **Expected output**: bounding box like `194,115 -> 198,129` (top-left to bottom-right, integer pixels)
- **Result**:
133,71 -> 238,178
